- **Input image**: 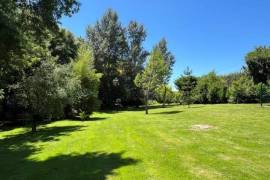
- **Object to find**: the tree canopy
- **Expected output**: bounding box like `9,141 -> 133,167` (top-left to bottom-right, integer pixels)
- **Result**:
245,47 -> 270,84
175,67 -> 197,107
135,48 -> 167,114
87,9 -> 148,108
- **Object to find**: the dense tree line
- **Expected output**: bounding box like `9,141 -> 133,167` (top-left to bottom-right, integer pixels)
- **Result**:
87,9 -> 175,109
1,1 -> 270,128
1,5 -> 176,127
0,0 -> 102,132
175,66 -> 270,105
156,46 -> 270,107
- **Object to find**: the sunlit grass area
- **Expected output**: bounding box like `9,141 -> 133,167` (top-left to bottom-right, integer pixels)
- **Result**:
1,104 -> 270,179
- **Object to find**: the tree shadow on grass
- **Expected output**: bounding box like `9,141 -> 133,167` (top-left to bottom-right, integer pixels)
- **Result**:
105,104 -> 180,113
0,126 -> 139,180
96,105 -> 181,115
1,125 -> 85,143
187,106 -> 205,109
4,152 -> 138,180
68,117 -> 108,122
152,110 -> 183,115
0,116 -> 109,132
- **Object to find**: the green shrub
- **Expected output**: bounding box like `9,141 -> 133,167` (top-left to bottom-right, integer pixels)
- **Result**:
79,112 -> 89,121
72,44 -> 102,116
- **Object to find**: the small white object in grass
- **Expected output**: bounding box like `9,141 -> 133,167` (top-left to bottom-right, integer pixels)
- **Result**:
191,124 -> 214,131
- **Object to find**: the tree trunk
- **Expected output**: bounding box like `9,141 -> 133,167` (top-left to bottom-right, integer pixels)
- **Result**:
162,86 -> 167,108
187,93 -> 190,108
260,83 -> 263,107
1,97 -> 7,121
32,115 -> 37,133
32,114 -> 41,133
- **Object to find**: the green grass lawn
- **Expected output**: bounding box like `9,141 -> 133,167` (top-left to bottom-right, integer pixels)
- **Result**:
1,104 -> 270,179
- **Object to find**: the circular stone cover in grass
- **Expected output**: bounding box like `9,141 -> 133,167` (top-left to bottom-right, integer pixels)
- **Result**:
191,124 -> 214,131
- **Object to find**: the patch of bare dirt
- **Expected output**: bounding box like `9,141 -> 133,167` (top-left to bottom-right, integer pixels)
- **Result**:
191,124 -> 214,131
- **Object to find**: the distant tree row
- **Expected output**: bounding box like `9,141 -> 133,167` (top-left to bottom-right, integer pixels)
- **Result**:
141,46 -> 270,112
174,47 -> 270,107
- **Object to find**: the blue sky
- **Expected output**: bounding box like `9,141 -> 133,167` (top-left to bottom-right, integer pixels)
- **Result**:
61,0 -> 270,85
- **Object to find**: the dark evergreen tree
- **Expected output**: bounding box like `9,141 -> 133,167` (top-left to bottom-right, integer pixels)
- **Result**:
175,67 -> 197,107
123,21 -> 148,106
49,29 -> 79,64
87,9 -> 128,109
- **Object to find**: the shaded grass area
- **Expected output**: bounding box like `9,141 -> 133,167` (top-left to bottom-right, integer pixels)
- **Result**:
1,104 -> 270,179
0,125 -> 138,180
152,110 -> 183,114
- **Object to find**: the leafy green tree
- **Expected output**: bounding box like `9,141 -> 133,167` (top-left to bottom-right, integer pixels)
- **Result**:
17,58 -> 64,132
246,47 -> 270,106
1,35 -> 54,120
0,89 -> 3,117
87,9 -> 128,108
173,91 -> 183,105
265,82 -> 270,102
228,76 -> 257,103
194,76 -> 209,104
52,63 -> 78,118
194,71 -> 226,104
49,29 -> 79,64
14,0 -> 80,36
0,0 -> 80,88
17,43 -> 101,131
175,67 -> 197,107
222,71 -> 246,88
123,21 -> 148,106
0,0 -> 80,120
72,44 -> 102,118
155,85 -> 171,104
135,48 -> 166,114
155,38 -> 175,107
155,86 -> 176,104
0,1 -> 23,89
0,89 -> 3,101
255,83 -> 270,104
207,73 -> 227,104
164,87 -> 175,104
